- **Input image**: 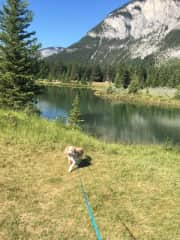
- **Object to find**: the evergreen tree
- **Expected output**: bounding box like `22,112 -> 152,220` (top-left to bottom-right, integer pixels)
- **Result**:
38,60 -> 49,79
104,65 -> 115,82
146,66 -> 155,86
138,67 -> 147,88
70,64 -> 79,81
80,72 -> 88,85
128,73 -> 139,93
68,95 -> 81,129
152,68 -> 160,87
0,0 -> 41,109
114,72 -> 122,88
91,65 -> 103,82
65,64 -> 72,82
158,66 -> 168,86
122,70 -> 131,88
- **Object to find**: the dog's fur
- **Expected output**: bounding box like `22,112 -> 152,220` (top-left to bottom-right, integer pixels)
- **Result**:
64,146 -> 84,172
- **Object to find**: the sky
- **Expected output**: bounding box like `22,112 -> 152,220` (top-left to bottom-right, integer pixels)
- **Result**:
0,0 -> 130,48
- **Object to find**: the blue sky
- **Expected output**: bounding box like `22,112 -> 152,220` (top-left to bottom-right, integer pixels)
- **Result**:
0,0 -> 130,48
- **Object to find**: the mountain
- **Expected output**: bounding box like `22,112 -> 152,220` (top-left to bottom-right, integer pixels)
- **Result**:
47,0 -> 180,64
40,47 -> 64,58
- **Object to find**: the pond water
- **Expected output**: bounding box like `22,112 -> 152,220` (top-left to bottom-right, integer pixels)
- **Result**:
37,86 -> 180,144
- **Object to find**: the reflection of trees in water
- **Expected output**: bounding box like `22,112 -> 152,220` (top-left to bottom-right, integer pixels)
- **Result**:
83,102 -> 180,144
39,87 -> 104,114
38,87 -> 180,144
128,106 -> 180,143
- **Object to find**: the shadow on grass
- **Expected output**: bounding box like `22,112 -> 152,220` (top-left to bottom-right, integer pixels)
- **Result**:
78,155 -> 92,168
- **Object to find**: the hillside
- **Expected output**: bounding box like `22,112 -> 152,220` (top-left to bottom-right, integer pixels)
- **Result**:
46,0 -> 180,64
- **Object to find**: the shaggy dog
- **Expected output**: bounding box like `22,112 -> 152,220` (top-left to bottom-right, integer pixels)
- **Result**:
64,146 -> 84,172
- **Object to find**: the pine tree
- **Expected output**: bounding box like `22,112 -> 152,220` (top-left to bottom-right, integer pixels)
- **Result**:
70,64 -> 79,81
68,95 -> 81,129
122,70 -> 131,89
91,65 -> 103,82
0,0 -> 41,109
38,60 -> 49,80
138,66 -> 147,88
114,72 -> 122,88
128,73 -> 139,94
104,65 -> 114,82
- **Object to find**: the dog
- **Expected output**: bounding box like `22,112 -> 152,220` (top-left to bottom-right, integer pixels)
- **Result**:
64,146 -> 84,172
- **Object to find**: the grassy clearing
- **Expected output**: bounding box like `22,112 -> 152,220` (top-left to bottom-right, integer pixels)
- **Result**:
0,109 -> 179,239
38,80 -> 110,92
38,80 -> 91,89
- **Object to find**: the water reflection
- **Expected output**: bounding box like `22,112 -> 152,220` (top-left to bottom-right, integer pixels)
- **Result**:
37,86 -> 180,144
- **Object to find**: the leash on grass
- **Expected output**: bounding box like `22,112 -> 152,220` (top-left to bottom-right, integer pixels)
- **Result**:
85,166 -> 138,240
77,168 -> 103,240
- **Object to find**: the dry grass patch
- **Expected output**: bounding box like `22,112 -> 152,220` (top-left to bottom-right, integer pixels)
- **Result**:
0,140 -> 179,239
0,110 -> 179,239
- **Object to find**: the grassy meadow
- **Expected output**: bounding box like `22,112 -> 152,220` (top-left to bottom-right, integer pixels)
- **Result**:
0,109 -> 179,239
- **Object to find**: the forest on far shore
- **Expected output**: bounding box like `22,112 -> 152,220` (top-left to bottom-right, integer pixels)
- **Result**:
39,56 -> 180,89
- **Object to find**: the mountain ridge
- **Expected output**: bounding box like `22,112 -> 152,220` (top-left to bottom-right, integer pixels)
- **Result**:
40,47 -> 64,58
45,0 -> 180,64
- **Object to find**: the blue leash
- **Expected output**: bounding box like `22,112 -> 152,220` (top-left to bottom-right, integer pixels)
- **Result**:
78,170 -> 102,240
78,169 -> 137,240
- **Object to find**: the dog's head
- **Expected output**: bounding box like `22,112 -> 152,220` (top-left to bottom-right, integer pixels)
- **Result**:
64,146 -> 84,158
64,146 -> 76,156
75,147 -> 84,157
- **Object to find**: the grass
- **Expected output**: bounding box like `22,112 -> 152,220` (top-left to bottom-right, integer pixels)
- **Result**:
95,86 -> 180,109
38,79 -> 111,91
38,80 -> 180,109
0,109 -> 179,239
38,80 -> 91,89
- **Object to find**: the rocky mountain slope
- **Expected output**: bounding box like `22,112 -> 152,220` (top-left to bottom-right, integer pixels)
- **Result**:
46,0 -> 180,64
40,47 -> 64,58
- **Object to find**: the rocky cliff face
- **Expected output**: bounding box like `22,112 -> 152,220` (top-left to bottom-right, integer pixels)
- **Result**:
87,0 -> 180,60
47,0 -> 180,63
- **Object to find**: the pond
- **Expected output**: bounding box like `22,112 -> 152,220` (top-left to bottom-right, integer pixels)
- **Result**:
37,86 -> 180,144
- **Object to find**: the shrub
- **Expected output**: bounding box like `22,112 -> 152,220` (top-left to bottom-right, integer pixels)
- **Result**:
106,86 -> 114,94
128,79 -> 139,94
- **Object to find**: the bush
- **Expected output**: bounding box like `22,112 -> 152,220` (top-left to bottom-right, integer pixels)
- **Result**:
128,79 -> 139,94
106,86 -> 114,94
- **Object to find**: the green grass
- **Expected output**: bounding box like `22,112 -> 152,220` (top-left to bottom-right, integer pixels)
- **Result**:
0,109 -> 179,239
38,81 -> 180,109
95,87 -> 180,109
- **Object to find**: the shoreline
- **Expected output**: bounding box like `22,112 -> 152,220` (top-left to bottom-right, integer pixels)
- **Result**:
38,80 -> 180,109
94,89 -> 180,109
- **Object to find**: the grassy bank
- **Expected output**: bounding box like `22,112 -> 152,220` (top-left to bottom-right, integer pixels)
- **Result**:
95,91 -> 180,109
0,109 -> 179,239
39,80 -> 92,89
38,80 -> 180,109
94,84 -> 180,109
